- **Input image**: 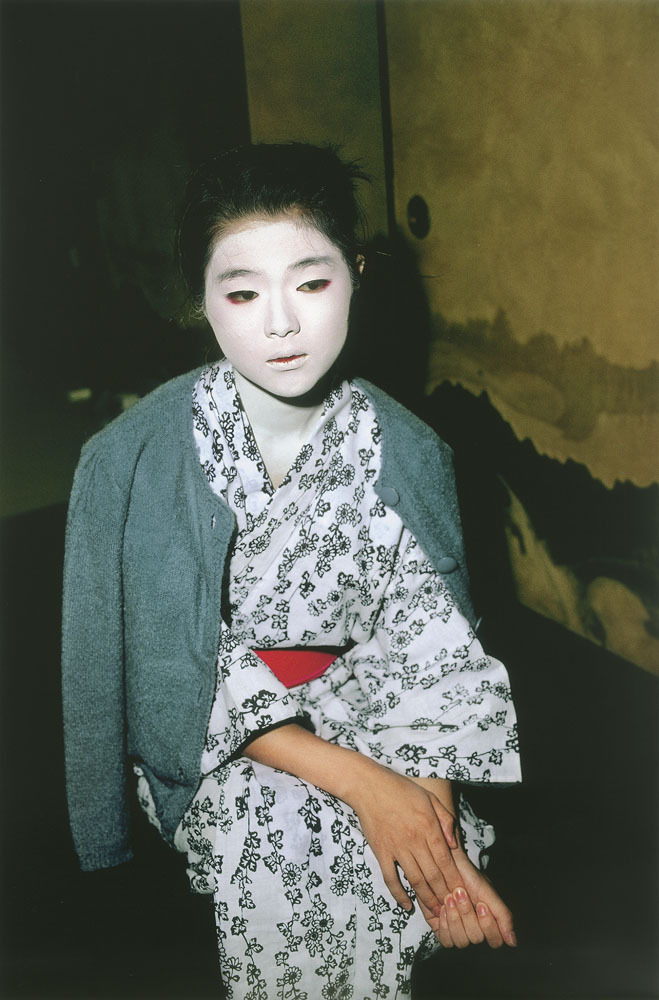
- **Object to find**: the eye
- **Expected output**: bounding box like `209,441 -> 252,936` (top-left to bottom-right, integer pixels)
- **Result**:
225,290 -> 258,304
297,279 -> 331,293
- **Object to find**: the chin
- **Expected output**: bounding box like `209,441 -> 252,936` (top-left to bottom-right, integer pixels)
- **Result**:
234,355 -> 343,404
268,376 -> 322,400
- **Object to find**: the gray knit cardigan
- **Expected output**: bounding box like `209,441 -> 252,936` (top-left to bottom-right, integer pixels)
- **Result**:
62,368 -> 475,871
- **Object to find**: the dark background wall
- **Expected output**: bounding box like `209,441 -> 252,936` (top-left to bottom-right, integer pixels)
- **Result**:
1,2 -> 657,999
1,0 -> 249,515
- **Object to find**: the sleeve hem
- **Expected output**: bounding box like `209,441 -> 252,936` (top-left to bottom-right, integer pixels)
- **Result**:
78,847 -> 134,873
239,713 -> 315,756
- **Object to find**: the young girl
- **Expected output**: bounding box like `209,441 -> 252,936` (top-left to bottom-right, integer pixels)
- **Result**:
62,143 -> 521,999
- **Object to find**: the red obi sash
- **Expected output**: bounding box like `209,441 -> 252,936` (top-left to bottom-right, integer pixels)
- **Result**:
253,648 -> 340,688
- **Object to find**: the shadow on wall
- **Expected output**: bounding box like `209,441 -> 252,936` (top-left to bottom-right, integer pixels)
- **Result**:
427,381 -> 659,676
427,310 -> 659,488
343,236 -> 658,675
347,229 -> 433,412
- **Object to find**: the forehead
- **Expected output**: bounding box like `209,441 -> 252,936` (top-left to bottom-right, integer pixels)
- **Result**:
207,215 -> 342,270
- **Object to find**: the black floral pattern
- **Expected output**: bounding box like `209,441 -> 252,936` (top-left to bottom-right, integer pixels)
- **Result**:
135,363 -> 521,998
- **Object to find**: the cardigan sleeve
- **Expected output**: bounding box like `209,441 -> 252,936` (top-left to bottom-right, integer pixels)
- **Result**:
356,378 -> 476,625
61,444 -> 133,871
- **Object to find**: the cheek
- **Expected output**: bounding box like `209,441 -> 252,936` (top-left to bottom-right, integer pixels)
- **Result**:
206,301 -> 248,342
313,290 -> 352,336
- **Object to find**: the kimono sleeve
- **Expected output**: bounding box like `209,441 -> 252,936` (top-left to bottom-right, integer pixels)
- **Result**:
201,620 -> 313,771
61,444 -> 132,871
347,530 -> 521,787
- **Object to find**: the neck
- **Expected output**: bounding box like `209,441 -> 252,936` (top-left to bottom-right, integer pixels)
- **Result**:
233,370 -> 325,442
233,369 -> 331,489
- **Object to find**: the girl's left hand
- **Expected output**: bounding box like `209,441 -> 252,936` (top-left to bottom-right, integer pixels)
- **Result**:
419,849 -> 517,949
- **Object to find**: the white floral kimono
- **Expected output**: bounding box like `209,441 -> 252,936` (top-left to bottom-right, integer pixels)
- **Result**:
137,361 -> 520,1000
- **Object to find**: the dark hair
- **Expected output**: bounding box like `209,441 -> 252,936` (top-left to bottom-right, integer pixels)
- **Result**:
177,143 -> 369,311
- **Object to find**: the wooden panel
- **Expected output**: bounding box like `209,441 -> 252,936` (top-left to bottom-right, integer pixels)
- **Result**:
386,0 -> 659,487
240,0 -> 388,235
385,0 -> 659,672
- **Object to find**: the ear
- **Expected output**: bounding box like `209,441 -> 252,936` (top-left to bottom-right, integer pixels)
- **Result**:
356,254 -> 365,276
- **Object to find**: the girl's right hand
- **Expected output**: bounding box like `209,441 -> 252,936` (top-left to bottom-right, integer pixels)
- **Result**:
347,764 -> 468,918
242,723 -> 497,929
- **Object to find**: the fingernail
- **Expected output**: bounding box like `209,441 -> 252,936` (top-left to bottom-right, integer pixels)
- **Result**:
446,894 -> 457,909
506,931 -> 518,947
477,903 -> 488,918
454,887 -> 467,903
433,905 -> 442,917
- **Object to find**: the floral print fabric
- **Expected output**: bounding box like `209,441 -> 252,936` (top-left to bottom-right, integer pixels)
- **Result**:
143,361 -> 520,999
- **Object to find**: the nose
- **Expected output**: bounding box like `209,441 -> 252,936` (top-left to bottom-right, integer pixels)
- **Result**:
265,290 -> 300,338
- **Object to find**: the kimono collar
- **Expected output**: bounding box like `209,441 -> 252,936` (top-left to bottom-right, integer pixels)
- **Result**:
197,359 -> 353,507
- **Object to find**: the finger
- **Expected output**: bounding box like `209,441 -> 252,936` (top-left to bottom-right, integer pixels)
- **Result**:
398,853 -> 445,915
475,902 -> 504,949
430,798 -> 458,849
418,898 -> 441,935
416,844 -> 453,902
379,857 -> 413,912
437,904 -> 454,948
453,886 -> 485,944
444,893 -> 470,948
494,906 -> 517,948
425,832 -> 464,894
474,881 -> 517,947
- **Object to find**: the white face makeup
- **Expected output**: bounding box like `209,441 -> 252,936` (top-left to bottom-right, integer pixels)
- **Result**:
204,217 -> 354,400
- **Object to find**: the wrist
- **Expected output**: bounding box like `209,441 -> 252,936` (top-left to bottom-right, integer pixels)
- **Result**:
338,752 -> 390,810
406,774 -> 456,816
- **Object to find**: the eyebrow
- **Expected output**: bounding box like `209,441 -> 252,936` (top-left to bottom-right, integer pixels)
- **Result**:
289,255 -> 336,272
216,267 -> 258,284
216,256 -> 337,285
